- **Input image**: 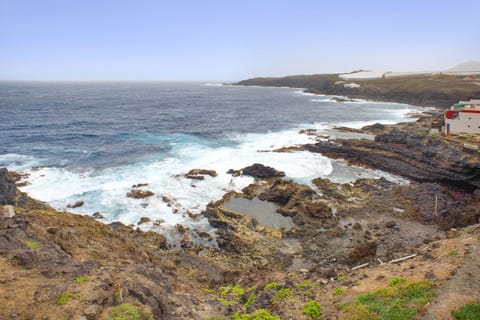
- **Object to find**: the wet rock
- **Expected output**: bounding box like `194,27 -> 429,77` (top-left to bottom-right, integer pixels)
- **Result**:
185,169 -> 217,179
92,212 -> 105,219
138,217 -> 151,225
229,163 -> 285,179
176,223 -> 186,234
185,174 -> 204,180
126,190 -> 154,199
1,205 -> 15,218
67,201 -> 84,208
0,168 -> 17,205
132,183 -> 149,188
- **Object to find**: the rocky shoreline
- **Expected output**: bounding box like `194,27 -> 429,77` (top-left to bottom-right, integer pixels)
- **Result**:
1,89 -> 480,319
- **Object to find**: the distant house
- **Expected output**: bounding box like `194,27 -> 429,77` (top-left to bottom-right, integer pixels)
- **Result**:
444,99 -> 480,135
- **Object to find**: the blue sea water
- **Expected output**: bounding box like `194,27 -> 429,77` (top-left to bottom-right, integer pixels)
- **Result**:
0,81 -> 424,243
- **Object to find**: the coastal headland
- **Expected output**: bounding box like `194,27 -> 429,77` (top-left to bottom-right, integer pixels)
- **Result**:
1,74 -> 480,319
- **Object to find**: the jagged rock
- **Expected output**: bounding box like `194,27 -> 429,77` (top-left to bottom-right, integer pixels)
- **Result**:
92,212 -> 105,219
126,190 -> 154,199
67,200 -> 84,208
185,174 -> 204,180
1,205 -> 15,218
132,183 -> 149,188
229,163 -> 285,179
185,169 -> 217,178
138,217 -> 151,225
0,168 -> 17,205
176,223 -> 186,234
14,250 -> 38,269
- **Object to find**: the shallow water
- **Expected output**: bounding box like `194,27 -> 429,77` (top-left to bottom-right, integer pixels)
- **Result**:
222,197 -> 294,230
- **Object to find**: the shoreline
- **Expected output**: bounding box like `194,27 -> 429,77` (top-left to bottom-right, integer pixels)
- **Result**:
1,82 -> 480,318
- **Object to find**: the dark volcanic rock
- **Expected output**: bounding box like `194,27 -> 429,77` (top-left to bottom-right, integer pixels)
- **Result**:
0,168 -> 17,205
229,163 -> 285,179
349,241 -> 378,263
306,132 -> 480,190
67,200 -> 84,208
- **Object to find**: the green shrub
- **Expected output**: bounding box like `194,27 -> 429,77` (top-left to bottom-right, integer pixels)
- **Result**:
334,288 -> 344,296
271,288 -> 294,303
106,303 -> 153,320
244,293 -> 256,308
56,292 -> 69,305
389,277 -> 406,286
25,240 -> 39,250
74,276 -> 90,284
302,301 -> 322,319
231,309 -> 280,320
448,250 -> 459,257
343,280 -> 434,320
451,301 -> 480,320
264,281 -> 278,291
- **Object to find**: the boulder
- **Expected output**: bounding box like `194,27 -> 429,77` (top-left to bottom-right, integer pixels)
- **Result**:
185,169 -> 217,177
67,200 -> 84,208
83,304 -> 100,320
229,163 -> 285,179
1,205 -> 15,218
0,168 -> 16,205
126,190 -> 154,199
92,212 -> 105,219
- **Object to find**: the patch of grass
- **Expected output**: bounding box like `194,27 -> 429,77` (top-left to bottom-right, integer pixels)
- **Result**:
334,288 -> 345,296
264,281 -> 278,291
451,301 -> 480,320
231,309 -> 280,320
296,280 -> 315,290
271,288 -> 294,303
25,240 -> 39,250
302,301 -> 322,319
106,303 -> 153,320
342,280 -> 435,320
448,250 -> 459,257
244,293 -> 256,308
389,277 -> 406,286
337,275 -> 348,282
219,298 -> 238,307
56,292 -> 69,305
74,275 -> 90,284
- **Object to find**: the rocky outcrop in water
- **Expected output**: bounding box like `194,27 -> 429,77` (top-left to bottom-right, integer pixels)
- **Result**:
305,131 -> 480,190
228,163 -> 285,179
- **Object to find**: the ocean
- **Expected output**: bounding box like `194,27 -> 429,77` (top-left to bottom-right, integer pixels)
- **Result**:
0,81 -> 425,244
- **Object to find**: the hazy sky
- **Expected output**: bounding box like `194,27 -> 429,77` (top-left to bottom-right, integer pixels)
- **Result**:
1,0 -> 479,81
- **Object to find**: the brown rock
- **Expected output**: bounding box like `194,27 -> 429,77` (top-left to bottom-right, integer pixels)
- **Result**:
138,217 -> 151,225
67,200 -> 84,208
132,183 -> 149,188
83,304 -> 100,320
126,190 -> 154,199
92,212 -> 105,219
349,241 -> 377,263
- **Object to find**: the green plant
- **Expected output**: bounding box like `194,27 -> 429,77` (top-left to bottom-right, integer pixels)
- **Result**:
74,275 -> 90,284
334,288 -> 344,296
343,280 -> 435,320
25,240 -> 39,250
264,281 -> 278,291
244,293 -> 256,308
296,280 -> 314,290
337,275 -> 348,282
451,301 -> 480,320
56,292 -> 69,305
302,301 -> 322,319
389,277 -> 406,286
106,303 -> 153,320
448,250 -> 459,257
271,288 -> 294,303
231,309 -> 280,320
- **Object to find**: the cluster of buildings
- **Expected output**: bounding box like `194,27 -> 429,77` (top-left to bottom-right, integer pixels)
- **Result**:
444,99 -> 480,135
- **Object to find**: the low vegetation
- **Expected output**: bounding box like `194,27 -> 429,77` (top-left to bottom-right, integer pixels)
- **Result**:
24,240 -> 39,250
302,301 -> 322,319
105,303 -> 153,320
341,279 -> 435,320
451,301 -> 480,320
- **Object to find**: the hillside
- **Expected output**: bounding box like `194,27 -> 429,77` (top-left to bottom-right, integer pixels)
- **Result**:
236,73 -> 480,108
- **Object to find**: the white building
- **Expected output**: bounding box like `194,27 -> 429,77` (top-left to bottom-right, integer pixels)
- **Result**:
445,99 -> 480,135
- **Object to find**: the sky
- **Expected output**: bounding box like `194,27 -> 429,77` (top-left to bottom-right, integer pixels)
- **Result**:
0,0 -> 479,81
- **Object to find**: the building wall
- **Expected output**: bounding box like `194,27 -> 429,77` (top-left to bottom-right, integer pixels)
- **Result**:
445,111 -> 480,134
